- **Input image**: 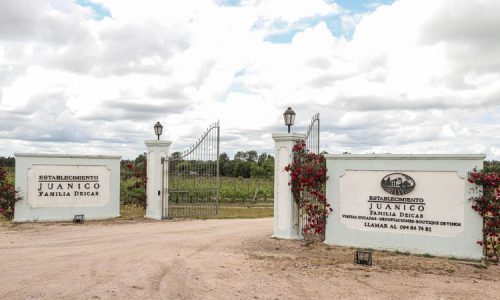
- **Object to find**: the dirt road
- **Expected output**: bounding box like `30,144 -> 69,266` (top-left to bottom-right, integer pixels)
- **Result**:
0,218 -> 498,299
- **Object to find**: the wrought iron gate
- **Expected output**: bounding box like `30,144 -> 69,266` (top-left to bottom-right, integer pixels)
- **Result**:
305,113 -> 319,154
165,122 -> 220,218
300,113 -> 324,240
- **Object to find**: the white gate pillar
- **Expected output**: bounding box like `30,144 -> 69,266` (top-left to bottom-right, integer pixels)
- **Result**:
272,133 -> 306,239
145,140 -> 172,220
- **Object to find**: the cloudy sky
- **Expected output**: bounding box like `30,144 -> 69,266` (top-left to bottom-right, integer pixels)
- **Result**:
1,0 -> 499,160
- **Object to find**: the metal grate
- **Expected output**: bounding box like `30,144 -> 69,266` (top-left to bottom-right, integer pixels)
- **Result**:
354,251 -> 373,266
73,214 -> 85,223
166,122 -> 220,218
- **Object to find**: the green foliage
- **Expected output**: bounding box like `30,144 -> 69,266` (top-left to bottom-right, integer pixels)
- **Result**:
0,167 -> 22,220
220,177 -> 273,204
468,169 -> 500,261
250,164 -> 265,178
120,177 -> 146,208
234,160 -> 251,178
234,151 -> 248,161
246,150 -> 258,162
0,156 -> 15,167
219,151 -> 274,178
286,140 -> 329,239
193,205 -> 273,219
120,161 -> 147,209
484,160 -> 500,173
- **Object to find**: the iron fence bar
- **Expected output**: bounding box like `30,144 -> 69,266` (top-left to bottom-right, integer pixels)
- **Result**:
302,113 -> 323,240
216,122 -> 220,215
305,113 -> 320,154
317,116 -> 320,154
161,157 -> 166,219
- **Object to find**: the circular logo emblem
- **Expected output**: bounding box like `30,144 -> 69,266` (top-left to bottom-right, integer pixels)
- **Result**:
381,173 -> 415,195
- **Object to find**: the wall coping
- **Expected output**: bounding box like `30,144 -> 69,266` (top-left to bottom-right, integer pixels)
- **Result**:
144,140 -> 172,147
14,153 -> 121,159
325,154 -> 486,160
272,132 -> 306,142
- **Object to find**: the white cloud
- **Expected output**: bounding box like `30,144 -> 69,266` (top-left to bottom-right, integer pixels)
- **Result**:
0,0 -> 499,160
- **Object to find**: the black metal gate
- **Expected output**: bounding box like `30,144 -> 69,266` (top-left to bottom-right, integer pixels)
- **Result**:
165,122 -> 220,218
300,113 -> 324,240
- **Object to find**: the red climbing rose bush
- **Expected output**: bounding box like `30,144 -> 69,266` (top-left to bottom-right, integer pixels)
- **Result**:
0,167 -> 22,220
468,169 -> 500,261
285,140 -> 330,239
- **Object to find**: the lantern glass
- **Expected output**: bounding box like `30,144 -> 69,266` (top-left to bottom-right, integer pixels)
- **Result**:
154,121 -> 163,139
283,107 -> 296,126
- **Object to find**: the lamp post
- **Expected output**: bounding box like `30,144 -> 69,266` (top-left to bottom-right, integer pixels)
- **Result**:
283,107 -> 296,133
154,121 -> 163,140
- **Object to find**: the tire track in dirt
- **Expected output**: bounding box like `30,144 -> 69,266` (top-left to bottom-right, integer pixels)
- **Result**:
152,235 -> 233,299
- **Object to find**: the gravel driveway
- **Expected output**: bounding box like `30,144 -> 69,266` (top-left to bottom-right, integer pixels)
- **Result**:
0,218 -> 498,299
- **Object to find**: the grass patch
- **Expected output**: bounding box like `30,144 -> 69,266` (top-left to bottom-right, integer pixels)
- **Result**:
194,206 -> 273,219
4,204 -> 272,223
117,204 -> 273,220
119,205 -> 145,219
394,250 -> 411,256
419,253 -> 435,258
356,248 -> 374,252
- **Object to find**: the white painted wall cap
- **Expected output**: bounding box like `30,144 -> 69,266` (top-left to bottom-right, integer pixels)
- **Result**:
272,132 -> 306,142
324,153 -> 486,160
144,140 -> 173,147
14,153 -> 121,159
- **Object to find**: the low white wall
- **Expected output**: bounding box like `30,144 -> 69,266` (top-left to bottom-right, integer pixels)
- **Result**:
14,153 -> 121,222
324,154 -> 485,260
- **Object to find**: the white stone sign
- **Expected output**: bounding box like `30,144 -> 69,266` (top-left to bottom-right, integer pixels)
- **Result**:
28,165 -> 111,208
339,171 -> 464,237
14,153 -> 120,222
324,154 -> 485,260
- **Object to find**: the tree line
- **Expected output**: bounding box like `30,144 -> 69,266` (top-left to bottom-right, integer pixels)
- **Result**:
0,157 -> 15,167
119,150 -> 274,179
219,150 -> 274,178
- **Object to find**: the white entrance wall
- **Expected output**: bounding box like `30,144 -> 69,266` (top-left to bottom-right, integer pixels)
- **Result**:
144,140 -> 171,220
272,133 -> 305,239
324,154 -> 485,259
14,153 -> 121,222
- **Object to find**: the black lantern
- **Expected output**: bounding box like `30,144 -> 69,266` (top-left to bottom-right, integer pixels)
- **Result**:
283,107 -> 296,133
154,121 -> 163,140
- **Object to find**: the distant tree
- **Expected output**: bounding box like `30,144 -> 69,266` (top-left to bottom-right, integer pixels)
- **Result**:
218,153 -> 230,176
222,160 -> 236,177
219,153 -> 229,162
235,160 -> 251,178
234,151 -> 248,161
175,161 -> 191,174
262,156 -> 274,178
250,164 -> 265,178
170,151 -> 182,160
0,157 -> 15,167
120,159 -> 134,169
247,150 -> 258,162
135,153 -> 146,164
257,153 -> 269,165
484,160 -> 500,173
134,153 -> 147,171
